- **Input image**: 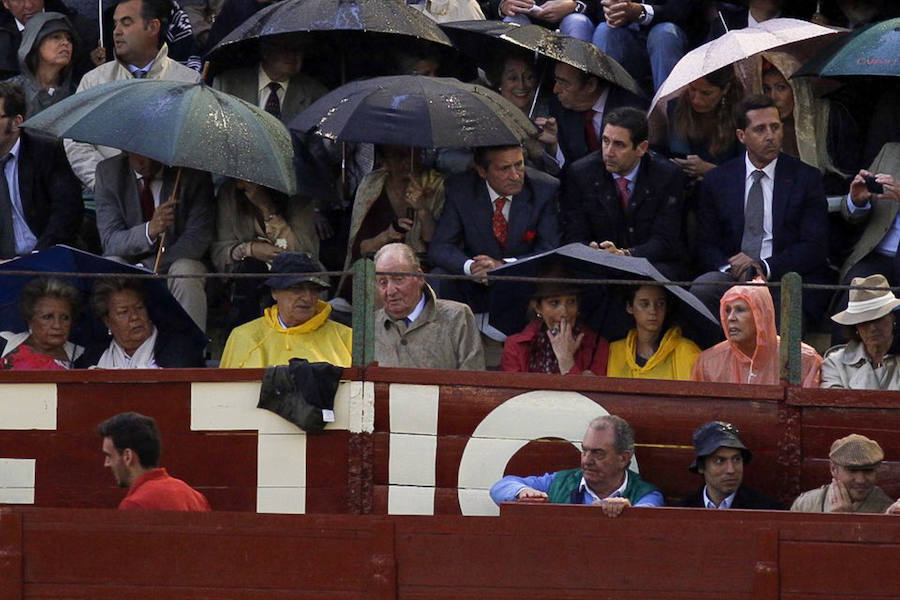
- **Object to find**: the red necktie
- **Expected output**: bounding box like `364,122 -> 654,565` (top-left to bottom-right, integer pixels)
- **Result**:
492,196 -> 508,250
584,109 -> 600,152
616,176 -> 631,212
139,174 -> 155,222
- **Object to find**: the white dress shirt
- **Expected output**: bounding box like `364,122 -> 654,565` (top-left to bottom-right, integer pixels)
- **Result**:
258,65 -> 290,110
4,139 -> 37,255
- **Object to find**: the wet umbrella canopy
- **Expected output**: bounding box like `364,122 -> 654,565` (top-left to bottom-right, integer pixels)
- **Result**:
440,20 -> 644,97
794,17 -> 900,78
207,0 -> 452,66
21,80 -> 297,195
0,246 -> 206,350
487,243 -> 719,342
291,75 -> 537,147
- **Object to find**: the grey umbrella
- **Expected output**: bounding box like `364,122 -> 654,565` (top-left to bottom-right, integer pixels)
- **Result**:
291,75 -> 537,148
21,79 -> 296,195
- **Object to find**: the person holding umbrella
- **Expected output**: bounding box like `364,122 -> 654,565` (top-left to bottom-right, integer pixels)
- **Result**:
607,284 -> 700,380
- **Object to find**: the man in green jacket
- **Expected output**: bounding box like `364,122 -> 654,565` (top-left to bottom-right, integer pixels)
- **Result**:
489,414 -> 663,517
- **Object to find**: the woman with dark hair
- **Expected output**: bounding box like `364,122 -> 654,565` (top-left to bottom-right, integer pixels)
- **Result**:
0,277 -> 82,369
500,279 -> 608,375
666,65 -> 744,179
75,278 -> 205,369
607,284 -> 700,380
5,12 -> 76,117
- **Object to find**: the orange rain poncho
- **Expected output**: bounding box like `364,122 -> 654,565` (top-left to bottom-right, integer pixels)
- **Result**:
691,284 -> 822,387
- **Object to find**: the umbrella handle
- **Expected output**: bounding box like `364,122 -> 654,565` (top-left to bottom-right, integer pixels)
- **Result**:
152,167 -> 182,275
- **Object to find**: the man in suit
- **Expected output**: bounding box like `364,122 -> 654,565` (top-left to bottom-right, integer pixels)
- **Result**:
543,62 -> 647,168
211,38 -> 327,125
591,0 -> 694,92
562,106 -> 685,278
691,94 -> 829,323
94,151 -> 214,331
65,0 -> 201,192
0,81 -> 82,260
833,144 -> 900,324
680,421 -> 782,510
491,0 -> 596,41
428,145 -> 560,349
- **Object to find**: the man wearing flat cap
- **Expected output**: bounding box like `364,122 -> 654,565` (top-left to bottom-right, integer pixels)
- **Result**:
680,421 -> 782,510
791,433 -> 894,513
823,274 -> 900,390
219,252 -> 352,368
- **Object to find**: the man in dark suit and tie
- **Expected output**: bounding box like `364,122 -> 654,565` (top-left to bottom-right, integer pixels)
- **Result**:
679,421 -> 782,510
0,81 -> 82,260
562,106 -> 685,278
691,94 -> 829,324
94,152 -> 214,331
428,145 -> 561,349
540,62 -> 647,168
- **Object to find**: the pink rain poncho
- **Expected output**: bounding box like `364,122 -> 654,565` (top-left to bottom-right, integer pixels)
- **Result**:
691,284 -> 822,387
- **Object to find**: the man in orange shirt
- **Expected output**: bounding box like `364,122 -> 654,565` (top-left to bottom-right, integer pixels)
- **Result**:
98,411 -> 210,511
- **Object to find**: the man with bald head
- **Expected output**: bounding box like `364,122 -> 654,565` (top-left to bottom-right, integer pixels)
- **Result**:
374,242 -> 484,370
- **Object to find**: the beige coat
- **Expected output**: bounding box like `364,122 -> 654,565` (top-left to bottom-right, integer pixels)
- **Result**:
790,483 -> 894,514
374,285 -> 484,370
64,44 -> 201,191
839,143 -> 900,281
822,340 -> 900,390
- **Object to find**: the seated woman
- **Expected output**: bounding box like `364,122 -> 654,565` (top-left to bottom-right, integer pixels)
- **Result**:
691,283 -> 821,387
6,12 -> 76,117
665,66 -> 744,180
0,278 -> 83,369
211,178 -> 319,328
489,53 -> 557,174
220,252 -> 352,368
341,145 -> 444,294
823,274 -> 900,390
76,278 -> 205,369
607,284 -> 700,380
500,280 -> 608,375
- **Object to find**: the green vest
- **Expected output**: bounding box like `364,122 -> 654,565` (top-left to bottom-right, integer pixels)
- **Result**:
547,468 -> 659,505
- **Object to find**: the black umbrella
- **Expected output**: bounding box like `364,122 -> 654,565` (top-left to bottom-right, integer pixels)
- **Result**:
206,0 -> 452,70
793,17 -> 900,78
486,243 -> 719,343
439,20 -> 645,97
290,75 -> 537,148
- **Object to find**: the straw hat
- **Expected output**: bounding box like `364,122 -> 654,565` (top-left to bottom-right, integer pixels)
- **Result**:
831,274 -> 900,326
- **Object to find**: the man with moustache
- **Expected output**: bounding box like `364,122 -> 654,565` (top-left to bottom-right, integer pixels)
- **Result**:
561,106 -> 685,278
0,81 -> 82,260
490,414 -> 663,517
680,421 -> 782,510
373,242 -> 484,370
691,94 -> 829,321
791,433 -> 894,514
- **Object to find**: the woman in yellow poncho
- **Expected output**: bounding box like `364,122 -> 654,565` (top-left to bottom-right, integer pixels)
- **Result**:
219,253 -> 352,368
607,285 -> 700,380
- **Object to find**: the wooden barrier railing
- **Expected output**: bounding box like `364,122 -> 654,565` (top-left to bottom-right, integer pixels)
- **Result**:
1,505 -> 899,599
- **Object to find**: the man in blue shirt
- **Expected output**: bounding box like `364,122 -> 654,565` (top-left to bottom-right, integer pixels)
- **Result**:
490,414 -> 664,517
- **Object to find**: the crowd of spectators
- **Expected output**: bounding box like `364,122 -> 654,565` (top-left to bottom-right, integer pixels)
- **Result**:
0,0 -> 899,393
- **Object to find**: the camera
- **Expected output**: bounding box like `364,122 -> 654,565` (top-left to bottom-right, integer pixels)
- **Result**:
865,175 -> 885,195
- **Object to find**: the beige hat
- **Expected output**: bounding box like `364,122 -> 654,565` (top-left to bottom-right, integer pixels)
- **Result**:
831,274 -> 900,326
829,434 -> 884,468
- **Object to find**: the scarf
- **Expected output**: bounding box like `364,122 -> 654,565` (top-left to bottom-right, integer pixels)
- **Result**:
527,322 -> 583,374
97,327 -> 160,369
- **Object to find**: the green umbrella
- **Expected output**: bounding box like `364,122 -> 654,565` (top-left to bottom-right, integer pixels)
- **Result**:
794,17 -> 900,78
21,79 -> 297,195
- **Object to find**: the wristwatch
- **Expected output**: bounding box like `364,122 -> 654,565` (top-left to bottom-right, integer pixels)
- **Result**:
637,3 -> 648,22
574,1 -> 586,13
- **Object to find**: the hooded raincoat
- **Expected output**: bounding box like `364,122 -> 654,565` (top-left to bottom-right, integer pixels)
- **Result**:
219,301 -> 352,368
691,284 -> 821,387
607,327 -> 700,380
5,12 -> 75,118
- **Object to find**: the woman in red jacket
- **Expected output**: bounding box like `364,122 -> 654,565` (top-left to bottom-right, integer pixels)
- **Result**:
500,280 -> 608,375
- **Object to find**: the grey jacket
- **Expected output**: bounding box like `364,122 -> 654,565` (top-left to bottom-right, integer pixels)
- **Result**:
791,483 -> 893,514
374,285 -> 484,370
822,340 -> 900,390
5,12 -> 74,117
